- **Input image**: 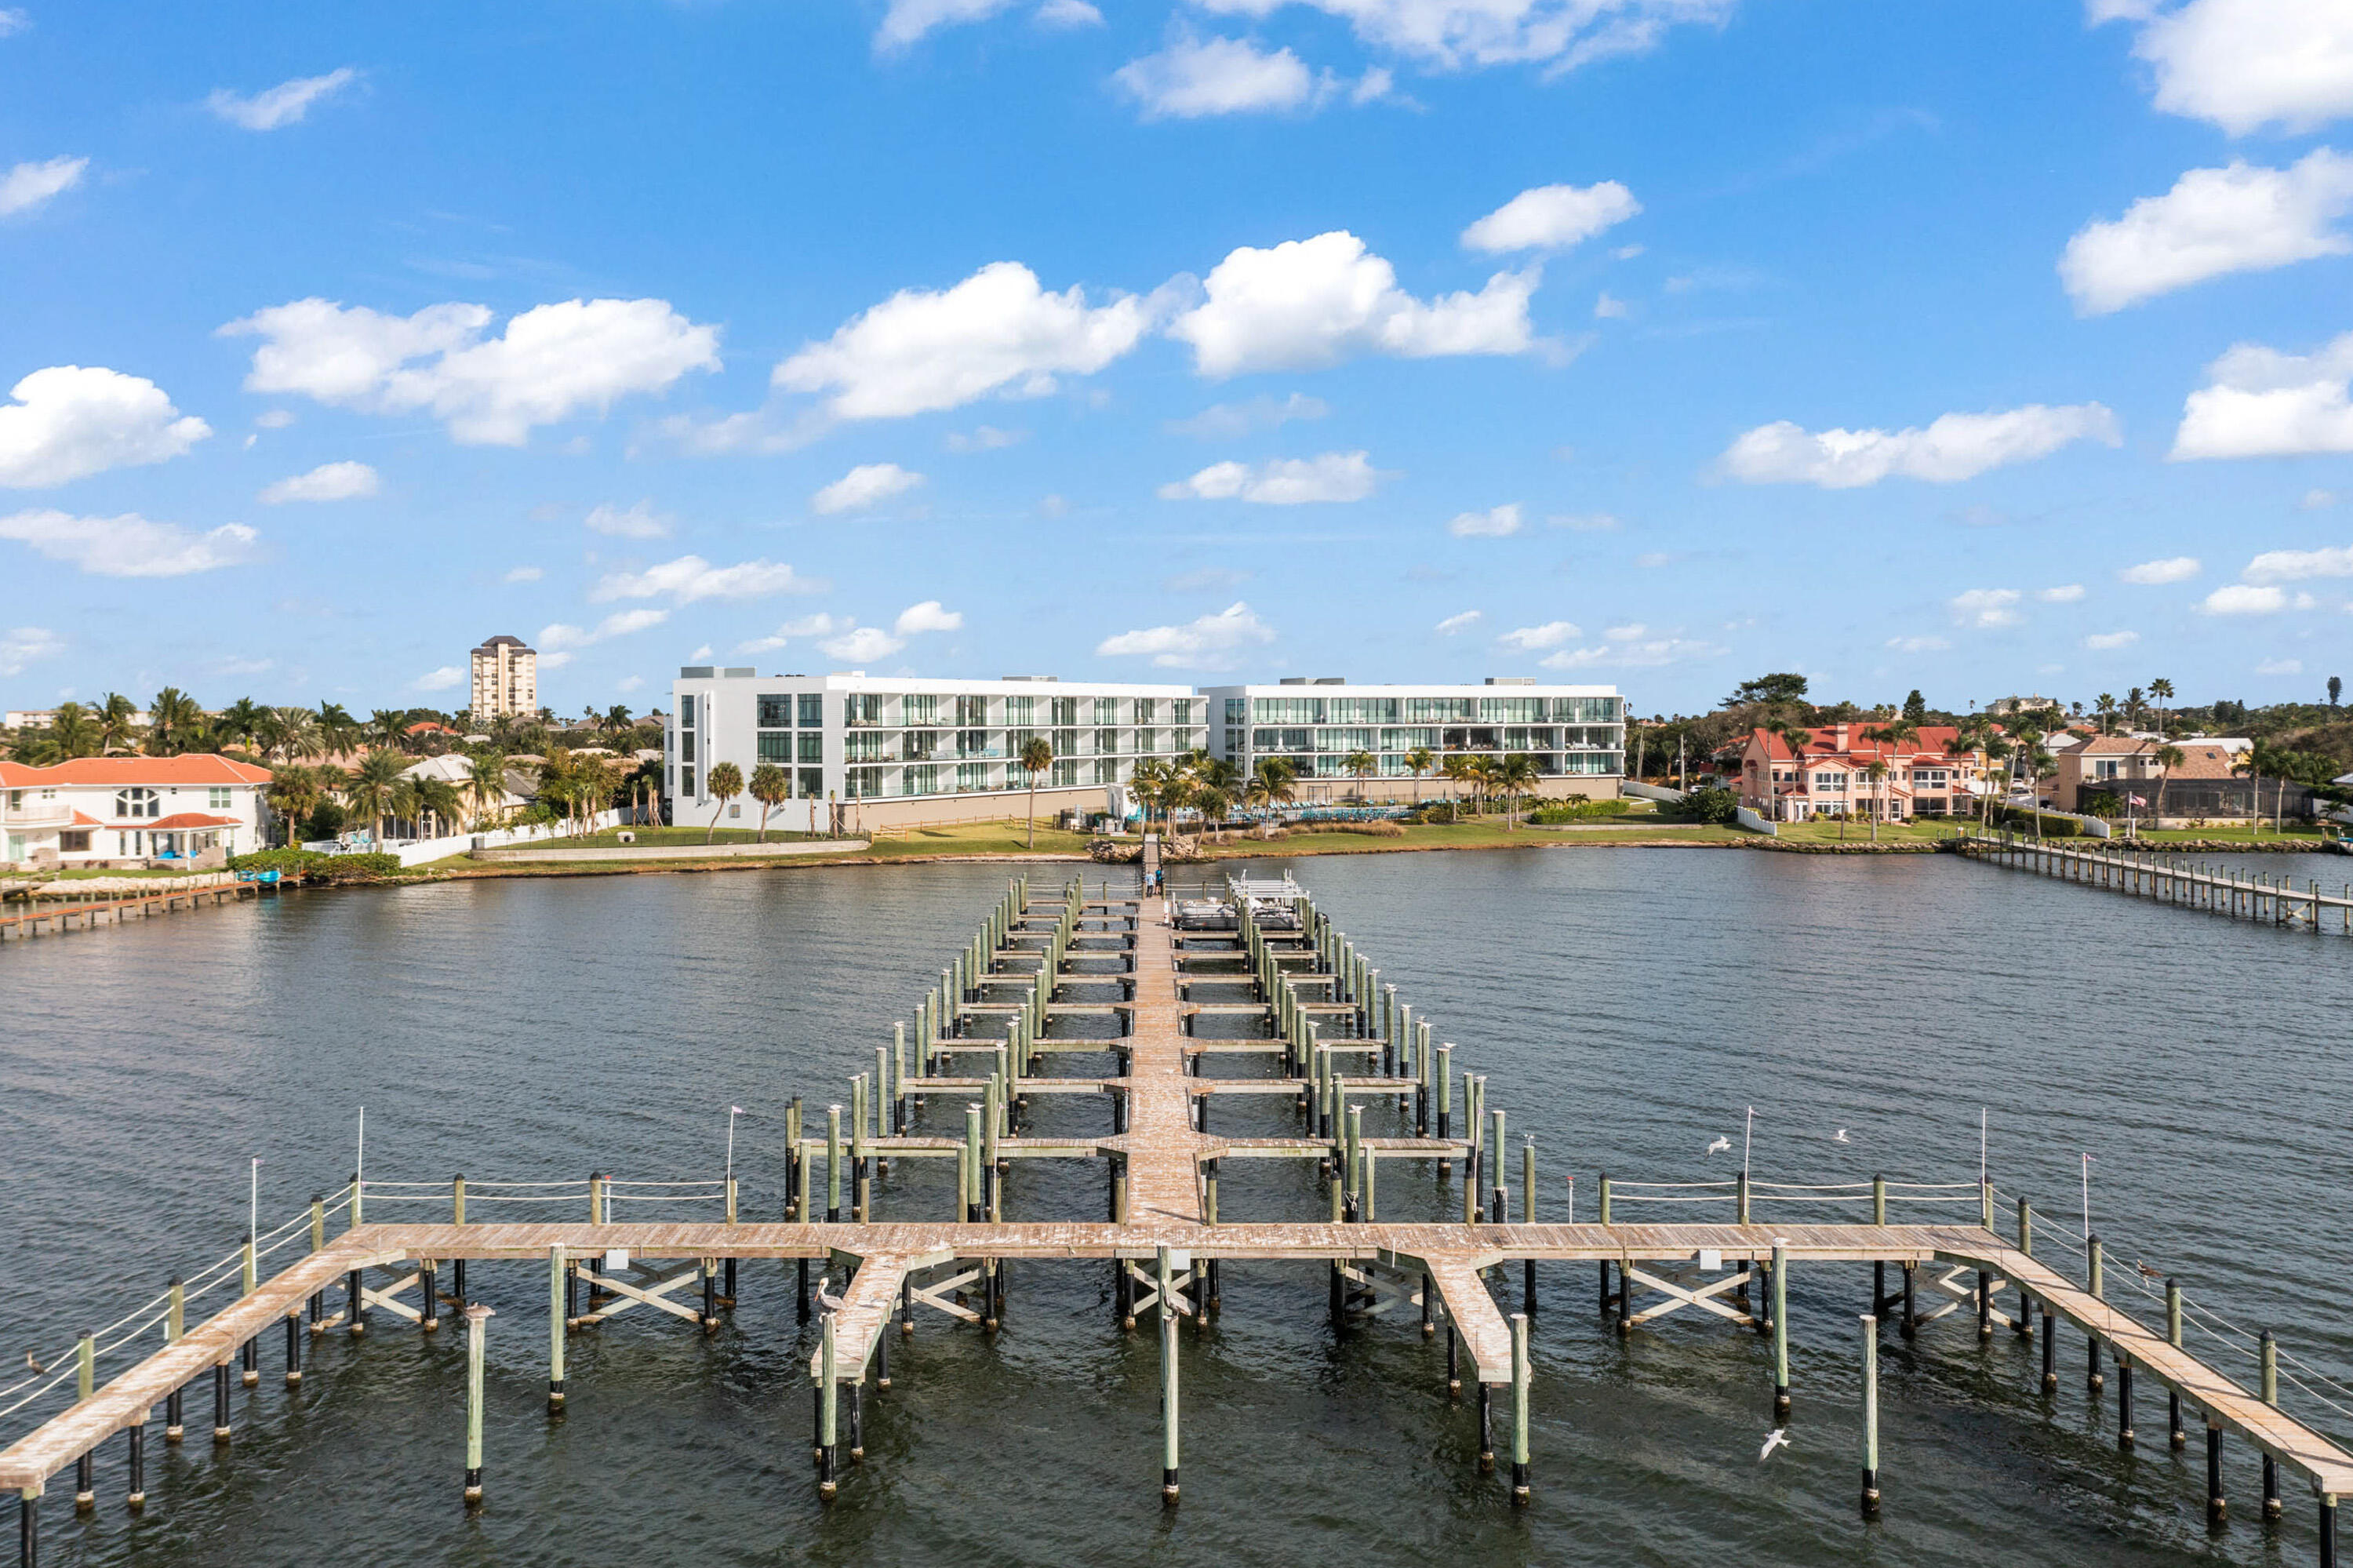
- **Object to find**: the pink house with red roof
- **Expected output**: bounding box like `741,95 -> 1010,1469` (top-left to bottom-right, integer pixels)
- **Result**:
1,755 -> 273,869
1737,723 -> 1987,824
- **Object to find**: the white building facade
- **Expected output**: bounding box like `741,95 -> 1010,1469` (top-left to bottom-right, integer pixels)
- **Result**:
2,755 -> 273,868
669,669 -> 1206,831
470,635 -> 538,721
1201,678 -> 1625,799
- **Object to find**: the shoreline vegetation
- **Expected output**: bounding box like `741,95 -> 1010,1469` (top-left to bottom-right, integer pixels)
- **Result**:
169,811 -> 2344,891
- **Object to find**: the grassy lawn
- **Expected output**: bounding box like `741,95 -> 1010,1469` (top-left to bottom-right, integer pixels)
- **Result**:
863,820 -> 1095,857
1772,818 -> 1958,846
3,865 -> 237,882
2116,823 -> 2338,846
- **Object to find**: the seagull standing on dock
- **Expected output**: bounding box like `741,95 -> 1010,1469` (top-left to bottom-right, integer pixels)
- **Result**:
1706,1136 -> 1731,1155
1760,1428 -> 1790,1461
23,1352 -> 42,1373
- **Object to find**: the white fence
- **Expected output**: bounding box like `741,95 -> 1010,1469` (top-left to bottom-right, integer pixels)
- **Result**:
1734,805 -> 1778,836
307,812 -> 629,868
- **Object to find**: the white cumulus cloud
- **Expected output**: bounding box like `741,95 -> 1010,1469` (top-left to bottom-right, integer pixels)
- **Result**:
1115,36 -> 1323,118
738,613 -> 846,654
822,625 -> 906,663
1096,600 -> 1276,669
875,0 -> 1014,47
2199,583 -> 2289,613
2109,0 -> 2353,134
1886,635 -> 1951,653
2038,584 -> 2087,602
413,665 -> 466,692
813,462 -> 926,514
0,155 -> 87,218
1038,0 -> 1104,24
1462,181 -> 1640,253
0,510 -> 258,577
1539,635 -> 1723,669
1434,609 -> 1482,634
206,67 -> 358,131
2171,331 -> 2353,458
1447,502 -> 1522,537
2060,150 -> 2353,314
220,295 -> 720,446
1949,588 -> 2024,628
1169,231 -> 1536,377
504,565 -> 543,583
1498,618 -> 1579,649
1168,392 -> 1329,438
2246,544 -> 2353,580
0,366 -> 211,487
585,500 -> 672,539
894,598 -> 964,635
1722,402 -> 2120,487
1188,0 -> 1737,72
1158,450 -> 1383,504
0,625 -> 63,677
776,261 -> 1150,420
539,609 -> 670,652
0,12 -> 30,38
2257,656 -> 2304,675
2084,629 -> 2141,649
258,460 -> 378,504
590,555 -> 827,605
2119,555 -> 2202,584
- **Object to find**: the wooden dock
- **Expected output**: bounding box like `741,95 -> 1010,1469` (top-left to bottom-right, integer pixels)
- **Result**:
0,877 -> 268,942
4,871 -> 2348,1559
1957,829 -> 2353,932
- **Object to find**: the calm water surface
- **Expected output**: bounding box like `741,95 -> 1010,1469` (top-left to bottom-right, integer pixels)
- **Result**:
4,846 -> 2351,1566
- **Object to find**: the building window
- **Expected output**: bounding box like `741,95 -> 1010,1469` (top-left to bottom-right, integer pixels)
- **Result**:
1135,698 -> 1158,725
846,694 -> 884,727
209,788 -> 233,809
680,733 -> 696,764
1054,727 -> 1079,759
115,788 -> 160,819
1136,728 -> 1158,755
798,693 -> 823,727
845,766 -> 886,799
758,733 -> 794,763
60,830 -> 90,853
680,766 -> 696,797
797,768 -> 824,799
758,695 -> 792,729
1050,697 -> 1079,726
957,762 -> 995,793
798,733 -> 823,765
678,696 -> 695,726
846,731 -> 889,762
1006,696 -> 1037,726
905,765 -> 942,796
1096,726 -> 1120,756
955,694 -> 989,726
1095,758 -> 1118,785
1051,760 -> 1079,786
904,694 -> 940,727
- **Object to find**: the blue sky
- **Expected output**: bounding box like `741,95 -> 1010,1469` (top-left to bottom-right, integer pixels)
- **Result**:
4,0 -> 2352,717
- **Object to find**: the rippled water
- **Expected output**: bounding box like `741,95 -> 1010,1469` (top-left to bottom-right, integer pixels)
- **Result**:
3,848 -> 2350,1566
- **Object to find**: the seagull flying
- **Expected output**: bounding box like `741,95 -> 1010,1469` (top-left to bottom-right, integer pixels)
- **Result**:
1705,1136 -> 1732,1155
1832,1128 -> 1850,1144
1760,1428 -> 1790,1461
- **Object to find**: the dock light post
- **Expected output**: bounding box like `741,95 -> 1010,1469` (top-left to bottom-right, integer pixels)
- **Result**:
462,1304 -> 493,1505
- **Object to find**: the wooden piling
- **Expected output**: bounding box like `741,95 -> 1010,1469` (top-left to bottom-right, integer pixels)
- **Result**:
1510,1312 -> 1531,1506
1158,1246 -> 1180,1504
1860,1314 -> 1881,1516
547,1246 -> 566,1410
1772,1239 -> 1791,1421
463,1304 -> 491,1504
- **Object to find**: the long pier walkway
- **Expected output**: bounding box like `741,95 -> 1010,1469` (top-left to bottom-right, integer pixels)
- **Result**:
5,874 -> 2349,1562
1957,828 -> 2353,933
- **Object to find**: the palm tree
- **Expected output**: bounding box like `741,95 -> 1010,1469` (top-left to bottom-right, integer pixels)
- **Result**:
413,777 -> 464,840
1342,749 -> 1377,802
1861,759 -> 1889,841
748,762 -> 790,842
1497,752 -> 1539,828
1250,756 -> 1297,820
1195,782 -> 1232,842
1129,757 -> 1169,836
264,764 -> 322,847
2148,742 -> 2185,834
45,701 -> 101,760
2124,686 -> 2145,730
1163,771 -> 1198,846
256,707 -> 323,762
315,703 -> 362,758
146,687 -> 202,755
343,749 -> 408,847
2148,677 -> 2174,740
1438,751 -> 1474,811
704,761 -> 744,842
1405,745 -> 1435,803
368,708 -> 409,753
465,751 -> 511,828
1467,756 -> 1498,817
216,697 -> 264,755
96,693 -> 140,753
1768,719 -> 1814,822
604,704 -> 634,734
2093,693 -> 2118,736
1019,736 -> 1055,849
1977,736 -> 2011,828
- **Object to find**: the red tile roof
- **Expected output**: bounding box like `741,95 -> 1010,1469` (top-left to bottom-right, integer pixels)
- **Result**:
0,755 -> 271,787
69,810 -> 100,826
145,812 -> 241,830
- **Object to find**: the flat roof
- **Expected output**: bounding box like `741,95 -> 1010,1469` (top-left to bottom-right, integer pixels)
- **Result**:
1198,682 -> 1620,697
675,671 -> 1196,697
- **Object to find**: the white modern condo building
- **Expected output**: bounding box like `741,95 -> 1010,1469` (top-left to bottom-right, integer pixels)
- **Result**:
668,668 -> 1207,831
1200,678 -> 1624,800
670,668 -> 1626,828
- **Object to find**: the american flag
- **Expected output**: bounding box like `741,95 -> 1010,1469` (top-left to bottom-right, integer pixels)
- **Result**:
2128,794 -> 2146,806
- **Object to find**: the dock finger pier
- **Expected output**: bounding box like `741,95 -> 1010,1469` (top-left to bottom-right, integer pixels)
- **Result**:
5,872 -> 2351,1563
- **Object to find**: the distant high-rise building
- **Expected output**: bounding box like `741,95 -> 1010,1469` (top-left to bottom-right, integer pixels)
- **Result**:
470,635 -> 538,721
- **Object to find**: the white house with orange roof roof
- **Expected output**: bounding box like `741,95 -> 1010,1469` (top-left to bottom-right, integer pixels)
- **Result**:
1737,722 -> 1987,824
1,755 -> 274,869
